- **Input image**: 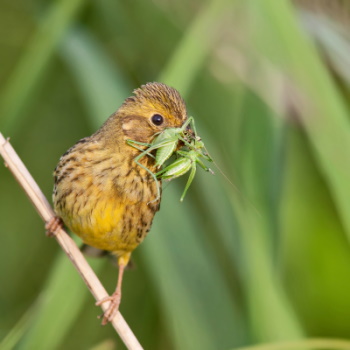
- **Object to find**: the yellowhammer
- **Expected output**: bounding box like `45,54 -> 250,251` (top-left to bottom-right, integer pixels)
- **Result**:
48,82 -> 188,324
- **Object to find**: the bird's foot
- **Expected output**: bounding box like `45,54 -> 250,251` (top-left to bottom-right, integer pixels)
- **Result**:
45,216 -> 63,237
96,292 -> 121,325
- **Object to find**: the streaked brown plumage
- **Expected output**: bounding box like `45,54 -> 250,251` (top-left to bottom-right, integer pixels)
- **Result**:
51,82 -> 188,324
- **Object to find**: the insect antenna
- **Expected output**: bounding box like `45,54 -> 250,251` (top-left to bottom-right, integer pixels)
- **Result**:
202,145 -> 261,216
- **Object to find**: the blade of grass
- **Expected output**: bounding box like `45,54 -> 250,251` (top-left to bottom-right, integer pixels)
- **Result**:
143,187 -> 246,349
0,0 -> 85,135
300,11 -> 350,87
19,249 -> 105,350
159,0 -> 236,96
60,27 -> 131,127
0,303 -> 37,350
280,127 -> 350,336
234,338 -> 350,350
194,82 -> 304,340
249,0 -> 350,241
236,97 -> 303,340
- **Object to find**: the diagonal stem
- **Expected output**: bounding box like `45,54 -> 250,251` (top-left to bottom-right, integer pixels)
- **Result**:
0,132 -> 143,350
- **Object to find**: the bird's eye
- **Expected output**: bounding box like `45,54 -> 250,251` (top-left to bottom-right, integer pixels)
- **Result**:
151,114 -> 164,126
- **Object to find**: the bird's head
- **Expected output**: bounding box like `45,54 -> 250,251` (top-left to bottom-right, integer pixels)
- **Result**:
118,82 -> 188,143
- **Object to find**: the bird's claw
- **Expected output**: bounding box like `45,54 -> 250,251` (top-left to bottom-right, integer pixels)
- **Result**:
96,292 -> 121,325
45,216 -> 63,237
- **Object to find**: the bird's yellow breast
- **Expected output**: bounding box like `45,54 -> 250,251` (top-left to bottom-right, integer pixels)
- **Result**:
69,193 -> 125,251
57,183 -> 140,254
54,148 -> 159,256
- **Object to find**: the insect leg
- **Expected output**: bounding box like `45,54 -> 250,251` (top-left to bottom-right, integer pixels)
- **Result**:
195,157 -> 215,175
126,139 -> 152,147
133,154 -> 161,203
180,162 -> 197,202
127,139 -> 157,160
187,116 -> 197,136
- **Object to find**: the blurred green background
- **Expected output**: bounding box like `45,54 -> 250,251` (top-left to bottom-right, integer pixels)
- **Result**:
1,0 -> 350,349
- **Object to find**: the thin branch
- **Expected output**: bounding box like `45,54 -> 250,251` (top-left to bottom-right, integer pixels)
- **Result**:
0,132 -> 143,350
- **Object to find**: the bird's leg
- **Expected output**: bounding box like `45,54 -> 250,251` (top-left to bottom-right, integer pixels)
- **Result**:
96,253 -> 130,325
45,216 -> 63,237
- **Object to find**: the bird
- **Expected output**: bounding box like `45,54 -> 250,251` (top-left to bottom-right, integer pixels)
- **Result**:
47,82 -> 188,325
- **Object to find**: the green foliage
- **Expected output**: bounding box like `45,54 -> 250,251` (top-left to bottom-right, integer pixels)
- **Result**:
1,0 -> 350,349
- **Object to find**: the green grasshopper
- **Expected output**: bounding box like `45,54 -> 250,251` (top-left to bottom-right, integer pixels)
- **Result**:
127,116 -> 213,202
156,137 -> 214,201
126,117 -> 194,200
127,117 -> 194,167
